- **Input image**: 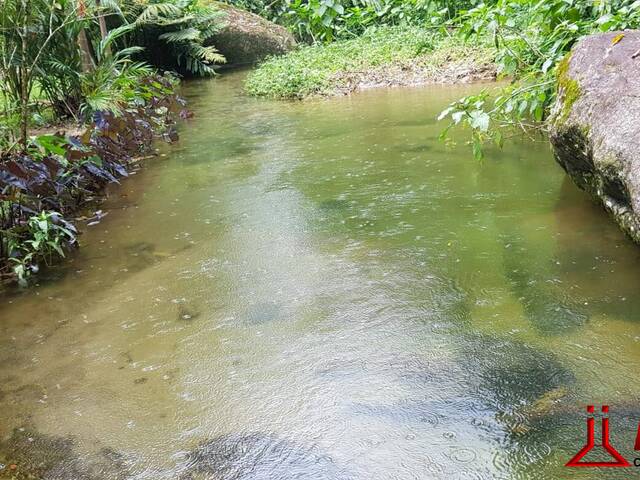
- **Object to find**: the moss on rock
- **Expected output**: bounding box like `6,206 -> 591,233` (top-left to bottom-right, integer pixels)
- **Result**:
553,53 -> 581,128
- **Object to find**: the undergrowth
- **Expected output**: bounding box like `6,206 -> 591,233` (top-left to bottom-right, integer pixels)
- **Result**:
245,26 -> 494,99
0,74 -> 187,285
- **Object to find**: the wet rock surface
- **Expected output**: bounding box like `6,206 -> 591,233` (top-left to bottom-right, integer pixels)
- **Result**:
209,3 -> 296,66
549,30 -> 640,243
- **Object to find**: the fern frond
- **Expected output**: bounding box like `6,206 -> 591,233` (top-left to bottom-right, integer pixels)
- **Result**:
149,15 -> 197,27
46,59 -> 80,77
135,4 -> 183,23
199,23 -> 224,40
113,46 -> 145,60
127,0 -> 227,76
197,45 -> 226,64
82,88 -> 123,116
158,27 -> 201,43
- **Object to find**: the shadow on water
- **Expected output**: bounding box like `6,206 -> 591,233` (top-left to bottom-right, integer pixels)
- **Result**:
318,198 -> 351,212
552,177 -> 640,321
343,333 -> 576,432
463,334 -> 576,413
241,302 -> 282,326
395,142 -> 432,154
500,233 -> 589,335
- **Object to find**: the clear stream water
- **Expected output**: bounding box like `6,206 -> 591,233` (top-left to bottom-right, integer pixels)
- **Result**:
1,72 -> 640,480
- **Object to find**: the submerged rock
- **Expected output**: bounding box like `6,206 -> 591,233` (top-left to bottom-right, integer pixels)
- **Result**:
208,3 -> 296,66
177,303 -> 200,322
180,433 -> 349,480
549,30 -> 640,243
497,386 -> 569,435
0,428 -> 130,480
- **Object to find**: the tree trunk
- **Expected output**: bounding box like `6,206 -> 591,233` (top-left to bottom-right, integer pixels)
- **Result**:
19,0 -> 30,149
77,29 -> 95,72
95,0 -> 111,56
77,0 -> 96,72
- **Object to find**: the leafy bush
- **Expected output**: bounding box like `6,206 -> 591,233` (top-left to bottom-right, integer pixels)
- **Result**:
438,0 -> 640,158
0,74 -> 188,284
7,211 -> 77,286
78,25 -> 155,117
0,0 -> 200,284
0,0 -> 86,145
223,0 -> 479,42
0,0 -> 223,151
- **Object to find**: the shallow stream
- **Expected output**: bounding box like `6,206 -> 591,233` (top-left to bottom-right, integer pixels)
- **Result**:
1,72 -> 640,479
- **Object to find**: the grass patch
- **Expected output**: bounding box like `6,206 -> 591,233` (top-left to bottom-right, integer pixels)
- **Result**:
245,26 -> 495,99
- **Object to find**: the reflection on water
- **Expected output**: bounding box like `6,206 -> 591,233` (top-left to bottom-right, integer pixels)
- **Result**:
1,72 -> 640,479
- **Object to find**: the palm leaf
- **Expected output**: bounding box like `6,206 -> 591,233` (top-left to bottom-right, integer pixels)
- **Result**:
98,24 -> 137,60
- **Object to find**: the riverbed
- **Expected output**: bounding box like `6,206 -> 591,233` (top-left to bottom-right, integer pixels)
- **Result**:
1,72 -> 639,479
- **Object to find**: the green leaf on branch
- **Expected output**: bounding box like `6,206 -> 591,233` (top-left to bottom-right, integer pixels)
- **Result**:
468,111 -> 490,132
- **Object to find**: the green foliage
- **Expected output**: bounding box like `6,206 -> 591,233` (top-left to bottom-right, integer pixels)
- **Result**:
32,134 -> 69,159
80,27 -> 155,117
246,26 -> 490,98
220,0 -> 279,14
0,74 -> 186,284
8,211 -> 77,286
438,0 -> 640,158
80,63 -> 146,117
123,0 -> 227,76
246,0 -> 640,159
246,26 -> 434,97
0,0 -> 220,147
33,3 -> 85,118
0,0 -> 86,144
0,0 -> 163,141
223,0 -> 478,42
0,0 -> 192,284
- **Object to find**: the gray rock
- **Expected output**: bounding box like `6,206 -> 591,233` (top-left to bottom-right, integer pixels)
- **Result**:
549,30 -> 640,242
209,3 -> 296,66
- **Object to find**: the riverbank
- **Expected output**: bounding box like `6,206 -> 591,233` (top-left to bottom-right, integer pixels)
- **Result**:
245,27 -> 497,99
0,74 -> 188,285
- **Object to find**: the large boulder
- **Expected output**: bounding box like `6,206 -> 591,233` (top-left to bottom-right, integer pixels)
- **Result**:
209,3 -> 296,66
549,30 -> 640,242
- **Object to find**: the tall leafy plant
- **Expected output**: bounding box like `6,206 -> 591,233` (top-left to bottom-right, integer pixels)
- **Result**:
78,24 -> 154,117
0,0 -> 85,146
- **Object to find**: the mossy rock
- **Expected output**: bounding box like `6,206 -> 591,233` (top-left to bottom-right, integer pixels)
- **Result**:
549,30 -> 640,243
207,2 -> 296,66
